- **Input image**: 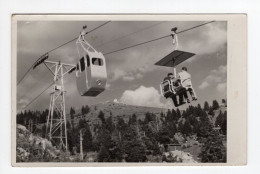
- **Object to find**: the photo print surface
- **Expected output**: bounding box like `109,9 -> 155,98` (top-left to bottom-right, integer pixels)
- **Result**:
15,18 -> 228,164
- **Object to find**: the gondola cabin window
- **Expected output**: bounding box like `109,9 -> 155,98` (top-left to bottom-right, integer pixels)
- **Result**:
92,58 -> 103,66
80,57 -> 85,71
86,55 -> 90,67
76,63 -> 80,77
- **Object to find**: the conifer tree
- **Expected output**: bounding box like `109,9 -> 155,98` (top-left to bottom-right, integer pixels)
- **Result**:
122,126 -> 146,162
164,113 -> 177,138
129,114 -> 137,125
171,109 -> 178,121
181,120 -> 193,136
157,128 -> 171,145
198,111 -> 213,138
215,111 -> 223,127
83,124 -> 93,152
199,130 -> 226,162
212,100 -> 220,110
144,112 -> 155,123
84,105 -> 90,114
98,111 -> 105,124
176,108 -> 181,120
98,145 -> 110,162
81,106 -> 85,115
204,101 -> 210,111
116,117 -> 128,144
70,107 -> 75,116
221,111 -> 227,135
208,107 -> 214,116
222,99 -> 226,106
178,121 -> 184,132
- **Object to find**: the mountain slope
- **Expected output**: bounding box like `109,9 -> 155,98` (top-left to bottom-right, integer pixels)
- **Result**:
69,101 -> 168,126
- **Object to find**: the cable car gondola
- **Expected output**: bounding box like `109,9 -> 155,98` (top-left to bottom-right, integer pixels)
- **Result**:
75,27 -> 107,97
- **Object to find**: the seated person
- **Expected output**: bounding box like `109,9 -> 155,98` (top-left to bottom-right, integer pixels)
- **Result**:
163,73 -> 185,107
178,86 -> 189,104
163,72 -> 173,82
178,67 -> 197,101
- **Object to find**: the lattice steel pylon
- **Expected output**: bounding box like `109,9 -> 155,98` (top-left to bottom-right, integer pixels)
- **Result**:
42,59 -> 75,151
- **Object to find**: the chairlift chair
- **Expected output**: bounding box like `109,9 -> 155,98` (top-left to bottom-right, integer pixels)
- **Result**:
160,79 -> 175,99
155,50 -> 196,104
179,77 -> 197,99
160,77 -> 187,99
75,31 -> 107,97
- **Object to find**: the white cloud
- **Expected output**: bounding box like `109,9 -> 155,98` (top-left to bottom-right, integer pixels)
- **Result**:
119,85 -> 165,108
182,22 -> 227,55
111,69 -> 126,81
198,81 -> 209,90
216,82 -> 227,93
164,100 -> 175,110
18,98 -> 29,105
213,64 -> 227,74
112,69 -> 145,82
205,74 -> 222,83
135,73 -> 143,79
198,65 -> 227,93
113,98 -> 119,103
17,98 -> 30,112
122,75 -> 135,82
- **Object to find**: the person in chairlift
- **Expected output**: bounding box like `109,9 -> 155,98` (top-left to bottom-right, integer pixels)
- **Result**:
164,73 -> 178,106
178,66 -> 197,102
163,73 -> 185,107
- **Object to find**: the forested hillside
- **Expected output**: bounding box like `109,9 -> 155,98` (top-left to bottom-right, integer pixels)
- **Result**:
16,99 -> 227,163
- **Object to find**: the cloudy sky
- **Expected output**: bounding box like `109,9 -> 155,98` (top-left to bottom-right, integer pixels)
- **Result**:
17,20 -> 227,112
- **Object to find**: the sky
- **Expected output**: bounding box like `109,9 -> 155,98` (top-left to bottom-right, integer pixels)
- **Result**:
16,20 -> 227,112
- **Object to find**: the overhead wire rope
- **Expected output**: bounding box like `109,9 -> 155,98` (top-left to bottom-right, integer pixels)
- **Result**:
96,21 -> 166,48
104,20 -> 215,56
19,70 -> 53,100
21,82 -> 54,110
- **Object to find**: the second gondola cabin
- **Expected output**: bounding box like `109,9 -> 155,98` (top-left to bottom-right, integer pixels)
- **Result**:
76,42 -> 107,97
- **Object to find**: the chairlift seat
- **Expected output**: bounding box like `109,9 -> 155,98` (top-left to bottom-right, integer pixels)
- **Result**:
179,78 -> 197,98
160,79 -> 185,98
160,80 -> 174,98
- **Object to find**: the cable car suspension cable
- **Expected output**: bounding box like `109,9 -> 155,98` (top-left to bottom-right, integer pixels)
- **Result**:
104,20 -> 215,56
96,21 -> 166,48
21,82 -> 54,110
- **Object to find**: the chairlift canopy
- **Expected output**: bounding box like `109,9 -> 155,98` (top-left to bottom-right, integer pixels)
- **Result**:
155,50 -> 195,67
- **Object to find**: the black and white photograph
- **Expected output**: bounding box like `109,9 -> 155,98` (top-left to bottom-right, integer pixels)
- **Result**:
13,15 -> 239,165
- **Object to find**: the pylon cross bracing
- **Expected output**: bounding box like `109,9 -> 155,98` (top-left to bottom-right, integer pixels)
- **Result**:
44,60 -> 75,151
